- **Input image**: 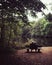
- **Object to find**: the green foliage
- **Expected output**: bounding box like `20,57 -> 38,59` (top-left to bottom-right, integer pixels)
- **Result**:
46,13 -> 52,22
31,16 -> 52,38
44,22 -> 52,37
21,25 -> 32,43
0,0 -> 50,50
33,18 -> 46,36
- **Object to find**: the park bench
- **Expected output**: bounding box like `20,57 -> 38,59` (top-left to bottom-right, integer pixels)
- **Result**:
26,42 -> 42,52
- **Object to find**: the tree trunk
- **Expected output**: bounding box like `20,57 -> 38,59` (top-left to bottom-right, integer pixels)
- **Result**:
0,8 -> 6,50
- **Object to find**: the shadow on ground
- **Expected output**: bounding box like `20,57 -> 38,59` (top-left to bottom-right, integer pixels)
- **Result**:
25,51 -> 42,53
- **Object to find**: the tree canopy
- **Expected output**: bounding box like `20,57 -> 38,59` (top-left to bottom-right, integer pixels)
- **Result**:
0,0 -> 46,23
0,0 -> 47,50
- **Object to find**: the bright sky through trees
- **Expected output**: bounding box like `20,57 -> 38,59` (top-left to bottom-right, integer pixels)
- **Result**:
28,0 -> 52,22
41,0 -> 52,4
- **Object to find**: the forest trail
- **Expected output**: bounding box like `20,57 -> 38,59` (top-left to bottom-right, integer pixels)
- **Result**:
15,47 -> 52,65
0,47 -> 52,65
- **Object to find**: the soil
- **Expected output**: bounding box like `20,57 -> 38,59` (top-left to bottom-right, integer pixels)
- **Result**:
0,47 -> 52,65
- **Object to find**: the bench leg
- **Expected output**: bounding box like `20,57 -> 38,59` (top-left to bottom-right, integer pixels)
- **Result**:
27,49 -> 29,52
38,49 -> 40,52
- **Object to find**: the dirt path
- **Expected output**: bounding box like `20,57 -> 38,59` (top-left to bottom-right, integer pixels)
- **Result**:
15,47 -> 52,65
0,47 -> 52,65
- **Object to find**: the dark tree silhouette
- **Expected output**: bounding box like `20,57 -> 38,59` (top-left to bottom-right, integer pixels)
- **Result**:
46,13 -> 52,22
